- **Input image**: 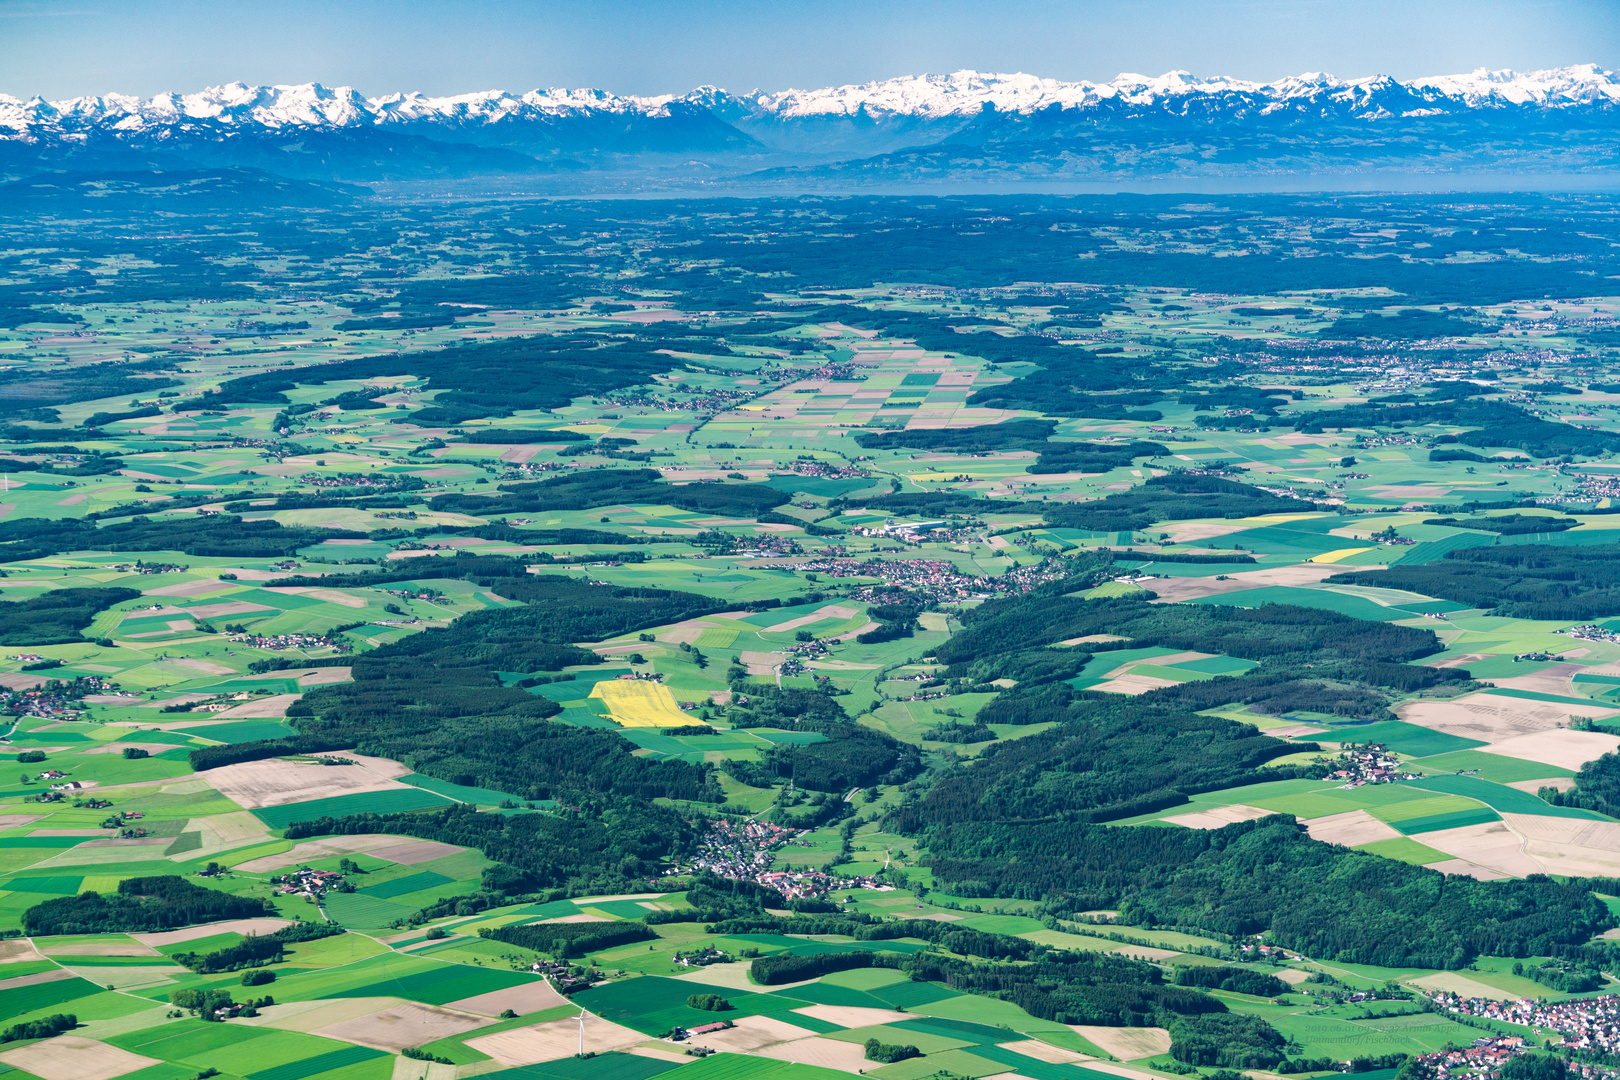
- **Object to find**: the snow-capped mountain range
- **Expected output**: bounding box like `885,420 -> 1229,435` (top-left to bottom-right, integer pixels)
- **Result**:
2,65 -> 1616,187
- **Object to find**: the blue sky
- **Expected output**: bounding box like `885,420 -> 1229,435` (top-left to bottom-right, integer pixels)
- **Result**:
2,0 -> 1617,99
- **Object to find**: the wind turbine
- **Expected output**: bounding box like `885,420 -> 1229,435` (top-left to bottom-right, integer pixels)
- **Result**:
578,1009 -> 586,1056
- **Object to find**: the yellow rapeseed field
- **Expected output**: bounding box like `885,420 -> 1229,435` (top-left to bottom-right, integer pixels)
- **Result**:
589,679 -> 690,727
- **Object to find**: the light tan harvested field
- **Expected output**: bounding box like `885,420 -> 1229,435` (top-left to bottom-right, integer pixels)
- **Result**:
1275,969 -> 1310,985
258,997 -> 403,1032
739,650 -> 786,675
198,811 -> 270,845
833,621 -> 880,642
232,836 -> 412,873
133,918 -> 293,947
0,813 -> 43,830
212,694 -> 302,719
1158,521 -> 1255,544
0,939 -> 45,963
1303,810 -> 1403,847
1396,693 -> 1620,741
1146,564 -> 1360,603
201,757 -> 412,808
1164,805 -> 1274,830
1509,777 -> 1577,794
0,968 -> 74,992
267,586 -> 368,608
315,1002 -> 491,1051
0,672 -> 49,690
151,657 -> 234,676
1262,724 -> 1328,738
539,913 -> 610,924
626,1046 -> 693,1064
1425,857 -> 1512,881
299,666 -> 352,685
671,965 -> 818,992
144,579 -> 236,597
1090,674 -> 1179,696
42,938 -> 160,956
370,839 -> 465,865
466,1014 -> 646,1066
1480,730 -> 1620,772
735,1016 -> 819,1042
183,600 -> 277,619
31,828 -> 111,836
447,978 -> 567,1017
0,1037 -> 161,1080
996,1040 -> 1095,1064
1109,945 -> 1180,961
1409,972 -> 1522,1001
1503,813 -> 1620,877
1417,821 -> 1542,877
1055,634 -> 1128,647
1068,1026 -> 1172,1060
762,606 -> 859,633
696,1017 -> 815,1053
348,752 -> 418,779
1487,666 -> 1584,695
791,1006 -> 911,1029
756,1036 -> 870,1074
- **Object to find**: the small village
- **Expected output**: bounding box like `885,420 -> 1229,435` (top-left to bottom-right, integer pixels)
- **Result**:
678,819 -> 889,899
526,957 -> 600,994
685,818 -> 801,881
1561,624 -> 1620,645
227,630 -> 352,653
1410,1034 -> 1528,1078
1320,742 -> 1423,786
272,866 -> 348,899
0,674 -> 122,721
1432,990 -> 1620,1057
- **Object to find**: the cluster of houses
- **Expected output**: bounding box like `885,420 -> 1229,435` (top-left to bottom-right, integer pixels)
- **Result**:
679,817 -> 892,899
1411,1035 -> 1528,1078
1238,940 -> 1302,962
0,674 -> 122,721
1320,743 -> 1422,786
1435,992 -> 1620,1056
1562,625 -> 1620,646
273,866 -> 347,898
227,630 -> 350,653
527,958 -> 599,993
757,869 -> 835,901
686,818 -> 799,881
673,945 -> 729,968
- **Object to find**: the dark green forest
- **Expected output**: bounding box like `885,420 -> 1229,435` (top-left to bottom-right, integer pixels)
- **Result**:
1329,546 -> 1620,620
0,586 -> 139,645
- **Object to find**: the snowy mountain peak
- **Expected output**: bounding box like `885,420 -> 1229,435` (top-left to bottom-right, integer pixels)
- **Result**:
3,65 -> 1616,139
